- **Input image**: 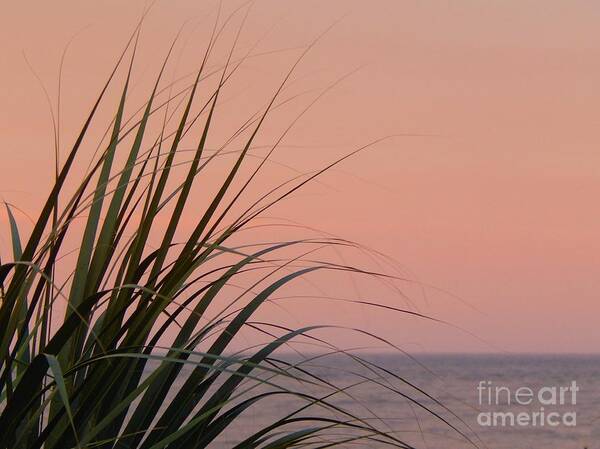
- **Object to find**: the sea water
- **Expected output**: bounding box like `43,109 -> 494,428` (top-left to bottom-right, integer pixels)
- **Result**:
206,354 -> 600,448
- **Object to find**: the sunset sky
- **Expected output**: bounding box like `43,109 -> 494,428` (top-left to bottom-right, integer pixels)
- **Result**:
1,0 -> 600,353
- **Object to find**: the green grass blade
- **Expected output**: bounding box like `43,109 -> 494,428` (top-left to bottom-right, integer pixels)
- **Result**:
45,355 -> 80,448
5,204 -> 22,260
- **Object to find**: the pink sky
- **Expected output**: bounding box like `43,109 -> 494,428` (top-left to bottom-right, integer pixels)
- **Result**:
1,0 -> 600,353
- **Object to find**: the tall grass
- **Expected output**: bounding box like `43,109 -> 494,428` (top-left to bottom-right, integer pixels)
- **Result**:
0,11 -> 477,449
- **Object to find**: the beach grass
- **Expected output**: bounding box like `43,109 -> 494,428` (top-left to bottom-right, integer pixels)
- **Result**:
0,11 -> 474,449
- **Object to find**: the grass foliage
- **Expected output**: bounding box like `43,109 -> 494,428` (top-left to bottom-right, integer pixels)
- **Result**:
0,10 -> 474,449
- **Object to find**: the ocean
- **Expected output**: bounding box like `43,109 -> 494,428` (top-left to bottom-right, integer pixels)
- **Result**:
203,354 -> 600,448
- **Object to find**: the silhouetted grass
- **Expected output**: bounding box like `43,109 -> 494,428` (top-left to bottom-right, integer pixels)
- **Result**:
0,10 -> 478,449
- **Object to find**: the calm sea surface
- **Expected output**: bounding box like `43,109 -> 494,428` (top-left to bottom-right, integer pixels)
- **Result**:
197,354 -> 600,448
